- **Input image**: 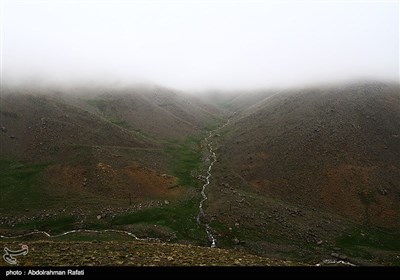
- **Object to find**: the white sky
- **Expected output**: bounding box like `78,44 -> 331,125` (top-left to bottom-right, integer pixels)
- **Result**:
1,0 -> 399,90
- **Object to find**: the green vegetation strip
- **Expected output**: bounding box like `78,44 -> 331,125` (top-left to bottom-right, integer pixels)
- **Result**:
164,136 -> 203,187
13,216 -> 76,234
337,226 -> 400,251
0,161 -> 51,211
112,199 -> 204,240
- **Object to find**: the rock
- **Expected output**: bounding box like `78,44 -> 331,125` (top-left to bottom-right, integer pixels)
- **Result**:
317,240 -> 323,245
235,222 -> 240,227
1,126 -> 6,132
232,238 -> 240,245
380,188 -> 387,195
331,252 -> 340,258
164,200 -> 170,205
97,215 -> 102,220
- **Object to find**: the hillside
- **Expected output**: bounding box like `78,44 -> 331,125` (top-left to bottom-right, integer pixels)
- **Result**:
201,82 -> 400,265
0,239 -> 297,266
71,85 -> 221,140
219,82 -> 400,228
0,86 -> 221,241
1,82 -> 399,266
0,92 -> 152,163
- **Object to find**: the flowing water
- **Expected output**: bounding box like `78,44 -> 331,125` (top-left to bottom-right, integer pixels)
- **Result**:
196,131 -> 218,248
196,116 -> 233,248
0,229 -> 160,242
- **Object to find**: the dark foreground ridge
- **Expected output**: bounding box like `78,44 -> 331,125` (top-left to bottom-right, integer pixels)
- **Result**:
0,240 -> 298,266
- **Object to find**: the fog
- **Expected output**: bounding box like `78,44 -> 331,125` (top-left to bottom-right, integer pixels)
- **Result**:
1,1 -> 398,91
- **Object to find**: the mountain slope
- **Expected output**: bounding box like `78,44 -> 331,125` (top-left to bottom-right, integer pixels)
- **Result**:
77,85 -> 221,140
0,239 -> 298,266
219,82 -> 400,229
0,92 -> 153,163
0,86 -> 221,224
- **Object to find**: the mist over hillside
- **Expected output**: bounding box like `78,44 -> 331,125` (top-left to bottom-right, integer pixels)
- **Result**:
1,1 -> 398,268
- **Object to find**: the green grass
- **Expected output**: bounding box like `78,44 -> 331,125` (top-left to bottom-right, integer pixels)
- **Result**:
337,226 -> 400,251
14,216 -> 76,234
204,117 -> 223,131
0,161 -> 52,212
0,109 -> 18,118
84,99 -> 108,112
112,199 -> 205,241
54,232 -> 134,241
335,226 -> 400,264
164,136 -> 203,187
110,119 -> 130,129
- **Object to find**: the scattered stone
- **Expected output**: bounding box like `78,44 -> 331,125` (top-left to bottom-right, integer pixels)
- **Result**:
97,215 -> 102,220
331,252 -> 340,259
232,238 -> 240,245
164,200 -> 170,205
339,255 -> 348,261
317,240 -> 323,245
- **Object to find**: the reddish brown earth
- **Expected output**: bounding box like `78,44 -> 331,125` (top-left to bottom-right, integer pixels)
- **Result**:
1,82 -> 399,266
216,82 -> 400,230
43,163 -> 182,201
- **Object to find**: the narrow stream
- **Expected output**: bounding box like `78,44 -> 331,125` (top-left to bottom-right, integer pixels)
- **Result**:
1,118 -> 233,248
315,259 -> 356,266
196,117 -> 232,248
0,228 -> 161,242
196,130 -> 218,248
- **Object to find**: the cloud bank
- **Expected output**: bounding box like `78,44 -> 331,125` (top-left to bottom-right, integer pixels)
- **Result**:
2,1 -> 398,90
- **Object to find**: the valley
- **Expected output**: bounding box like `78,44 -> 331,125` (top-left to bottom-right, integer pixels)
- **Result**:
1,82 -> 399,266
